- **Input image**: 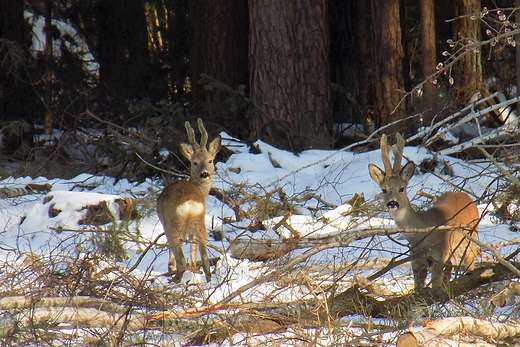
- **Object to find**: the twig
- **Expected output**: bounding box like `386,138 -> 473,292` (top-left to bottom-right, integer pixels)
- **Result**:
82,110 -> 160,145
476,145 -> 520,187
407,91 -> 500,144
135,152 -> 188,179
127,232 -> 166,273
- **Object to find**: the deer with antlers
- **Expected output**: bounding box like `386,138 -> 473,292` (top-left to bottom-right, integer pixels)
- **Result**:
157,118 -> 221,283
368,133 -> 479,291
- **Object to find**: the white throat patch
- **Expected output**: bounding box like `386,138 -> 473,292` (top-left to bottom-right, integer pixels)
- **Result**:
176,200 -> 205,217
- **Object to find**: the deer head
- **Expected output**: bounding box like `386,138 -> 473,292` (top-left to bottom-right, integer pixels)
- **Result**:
179,118 -> 222,194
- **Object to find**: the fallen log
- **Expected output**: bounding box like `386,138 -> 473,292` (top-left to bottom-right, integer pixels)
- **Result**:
397,317 -> 520,347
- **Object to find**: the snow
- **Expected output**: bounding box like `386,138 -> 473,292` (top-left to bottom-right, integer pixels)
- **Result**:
0,131 -> 516,345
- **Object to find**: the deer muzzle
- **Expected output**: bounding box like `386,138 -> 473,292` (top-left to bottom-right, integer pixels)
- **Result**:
386,200 -> 400,210
199,172 -> 210,179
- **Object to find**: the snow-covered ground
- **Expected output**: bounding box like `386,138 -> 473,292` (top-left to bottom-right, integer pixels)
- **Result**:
0,132 -> 516,345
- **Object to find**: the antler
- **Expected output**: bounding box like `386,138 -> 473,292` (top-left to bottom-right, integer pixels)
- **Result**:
380,134 -> 394,174
380,133 -> 406,175
391,133 -> 405,174
197,118 -> 208,148
184,118 -> 208,149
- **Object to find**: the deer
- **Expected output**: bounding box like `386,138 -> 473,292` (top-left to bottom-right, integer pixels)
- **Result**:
157,118 -> 221,283
368,133 -> 479,291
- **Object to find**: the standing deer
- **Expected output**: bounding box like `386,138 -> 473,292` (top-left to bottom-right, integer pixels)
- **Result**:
157,118 -> 221,283
368,133 -> 479,291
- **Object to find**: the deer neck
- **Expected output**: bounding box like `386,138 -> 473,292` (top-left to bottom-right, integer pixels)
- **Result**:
389,200 -> 424,229
390,199 -> 446,245
190,177 -> 212,196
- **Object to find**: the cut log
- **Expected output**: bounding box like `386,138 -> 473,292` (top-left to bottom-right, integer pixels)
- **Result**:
396,317 -> 520,347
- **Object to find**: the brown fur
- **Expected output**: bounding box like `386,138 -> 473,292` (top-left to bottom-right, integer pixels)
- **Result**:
157,119 -> 221,282
368,134 -> 479,290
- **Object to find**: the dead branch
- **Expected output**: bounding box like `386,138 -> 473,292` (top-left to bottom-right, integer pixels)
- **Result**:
326,260 -> 520,320
476,145 -> 520,187
228,225 -> 454,261
0,307 -> 148,337
0,296 -> 123,312
209,187 -> 246,222
407,91 -> 501,144
82,110 -> 159,145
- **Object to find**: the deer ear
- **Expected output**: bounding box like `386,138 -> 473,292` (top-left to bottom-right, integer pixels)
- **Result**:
208,135 -> 222,156
179,143 -> 194,160
400,161 -> 415,182
368,163 -> 386,185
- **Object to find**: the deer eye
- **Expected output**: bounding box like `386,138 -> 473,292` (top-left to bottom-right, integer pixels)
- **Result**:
209,160 -> 213,164
381,188 -> 387,194
193,161 -> 199,166
399,187 -> 405,193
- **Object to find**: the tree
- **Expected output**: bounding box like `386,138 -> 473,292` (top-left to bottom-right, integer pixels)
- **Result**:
329,0 -> 362,131
188,0 -> 249,136
249,0 -> 331,151
450,0 -> 482,106
420,0 -> 438,123
370,0 -> 407,134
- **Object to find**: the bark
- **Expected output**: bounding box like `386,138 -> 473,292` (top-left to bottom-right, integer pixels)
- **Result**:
371,0 -> 407,133
355,0 -> 374,134
249,0 -> 331,150
420,0 -> 438,124
450,0 -> 482,106
44,0 -> 53,134
189,0 -> 249,107
329,0 -> 361,126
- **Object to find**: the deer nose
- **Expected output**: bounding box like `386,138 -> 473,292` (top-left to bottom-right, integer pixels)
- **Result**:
200,172 -> 210,179
387,201 -> 400,209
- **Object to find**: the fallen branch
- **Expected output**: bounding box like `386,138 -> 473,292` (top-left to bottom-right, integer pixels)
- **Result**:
397,317 -> 520,347
326,259 -> 520,319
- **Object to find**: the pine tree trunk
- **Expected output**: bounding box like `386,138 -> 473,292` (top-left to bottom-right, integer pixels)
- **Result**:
420,0 -> 437,125
450,0 -> 482,106
249,0 -> 331,151
371,0 -> 407,134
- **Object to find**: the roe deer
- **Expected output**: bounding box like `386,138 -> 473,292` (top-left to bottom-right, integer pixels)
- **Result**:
157,118 -> 221,282
368,133 -> 479,291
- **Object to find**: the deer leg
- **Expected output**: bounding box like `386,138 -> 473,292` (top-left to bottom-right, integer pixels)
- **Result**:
189,234 -> 199,273
430,260 -> 452,291
411,258 -> 428,290
194,221 -> 211,282
165,221 -> 188,283
198,238 -> 211,282
462,240 -> 477,271
167,247 -> 176,275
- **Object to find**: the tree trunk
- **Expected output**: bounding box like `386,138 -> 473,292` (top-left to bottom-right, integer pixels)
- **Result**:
44,0 -> 53,134
371,0 -> 407,134
516,0 -> 520,117
450,0 -> 482,106
355,0 -> 374,134
329,0 -> 361,129
249,0 -> 331,151
188,0 -> 249,134
420,0 -> 437,125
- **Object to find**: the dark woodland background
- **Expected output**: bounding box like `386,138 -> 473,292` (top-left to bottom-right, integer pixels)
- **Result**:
0,0 -> 517,163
